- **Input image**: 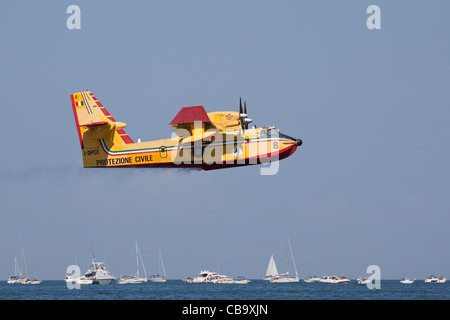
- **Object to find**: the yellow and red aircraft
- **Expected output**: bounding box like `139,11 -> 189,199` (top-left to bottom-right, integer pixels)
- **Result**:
71,91 -> 302,170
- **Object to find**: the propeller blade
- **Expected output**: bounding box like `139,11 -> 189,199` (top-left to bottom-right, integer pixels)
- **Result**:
239,98 -> 244,131
244,101 -> 248,129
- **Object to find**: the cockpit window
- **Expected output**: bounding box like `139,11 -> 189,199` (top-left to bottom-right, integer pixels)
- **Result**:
260,129 -> 268,137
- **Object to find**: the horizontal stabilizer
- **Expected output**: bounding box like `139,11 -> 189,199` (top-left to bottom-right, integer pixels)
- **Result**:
78,113 -> 109,127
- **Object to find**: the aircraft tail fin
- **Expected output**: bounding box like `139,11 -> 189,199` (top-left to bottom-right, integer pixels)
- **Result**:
70,90 -> 134,150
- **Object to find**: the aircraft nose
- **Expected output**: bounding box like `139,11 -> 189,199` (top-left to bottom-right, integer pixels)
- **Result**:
296,139 -> 302,146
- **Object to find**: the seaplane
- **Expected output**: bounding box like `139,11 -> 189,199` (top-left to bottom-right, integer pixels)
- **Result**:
71,91 -> 302,170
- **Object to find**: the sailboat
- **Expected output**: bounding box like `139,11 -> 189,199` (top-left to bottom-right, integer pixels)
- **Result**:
263,254 -> 279,281
7,239 -> 42,285
117,240 -> 148,284
269,230 -> 300,283
7,257 -> 24,284
150,247 -> 166,282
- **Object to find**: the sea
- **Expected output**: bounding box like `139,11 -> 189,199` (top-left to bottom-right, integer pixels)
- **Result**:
1,279 -> 449,300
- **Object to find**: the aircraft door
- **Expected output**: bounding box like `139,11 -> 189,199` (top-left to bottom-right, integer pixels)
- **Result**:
159,146 -> 167,158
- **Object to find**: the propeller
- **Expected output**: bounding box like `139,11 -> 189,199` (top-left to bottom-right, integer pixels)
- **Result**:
239,98 -> 252,130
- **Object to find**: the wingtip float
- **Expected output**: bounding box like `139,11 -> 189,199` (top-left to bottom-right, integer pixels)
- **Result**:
71,91 -> 302,171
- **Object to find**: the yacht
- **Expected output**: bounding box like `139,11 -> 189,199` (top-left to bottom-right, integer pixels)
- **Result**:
7,276 -> 24,284
65,274 -> 93,285
82,257 -> 115,285
234,276 -> 251,284
210,274 -> 235,284
7,257 -> 23,284
8,240 -> 41,285
357,277 -> 368,284
425,275 -> 447,283
117,275 -> 146,284
187,270 -> 236,283
149,248 -> 166,282
22,278 -> 42,285
267,229 -> 300,283
304,276 -> 321,283
270,274 -> 300,283
117,241 -> 148,284
320,276 -> 350,284
400,278 -> 415,284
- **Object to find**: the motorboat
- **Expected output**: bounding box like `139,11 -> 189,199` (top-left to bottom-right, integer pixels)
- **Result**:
320,276 -> 350,284
304,276 -> 321,283
21,278 -> 42,285
400,278 -> 415,284
188,270 -> 236,283
65,273 -> 94,285
210,274 -> 235,284
191,270 -> 218,283
425,275 -> 447,283
357,277 -> 368,284
83,259 -> 115,284
234,276 -> 251,284
81,248 -> 115,285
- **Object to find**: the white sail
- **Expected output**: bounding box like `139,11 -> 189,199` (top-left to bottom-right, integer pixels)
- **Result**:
265,254 -> 279,279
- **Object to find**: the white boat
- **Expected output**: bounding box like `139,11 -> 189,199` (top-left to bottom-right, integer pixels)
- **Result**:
7,257 -> 24,284
84,259 -> 115,284
357,277 -> 368,284
81,248 -> 115,285
304,276 -> 321,283
210,274 -> 235,284
187,270 -> 236,283
117,241 -> 148,284
263,254 -> 279,281
64,267 -> 93,285
8,239 -> 41,285
270,274 -> 300,283
425,275 -> 447,283
149,247 -> 166,282
191,270 -> 220,283
190,270 -> 213,283
320,276 -> 350,284
400,278 -> 415,284
234,276 -> 250,284
269,230 -> 300,283
22,278 -> 42,285
182,277 -> 194,283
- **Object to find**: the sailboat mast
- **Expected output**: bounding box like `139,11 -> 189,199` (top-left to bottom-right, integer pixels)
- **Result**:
135,240 -> 140,278
14,257 -> 19,277
158,247 -> 166,278
136,241 -> 148,278
20,238 -> 29,279
286,231 -> 298,277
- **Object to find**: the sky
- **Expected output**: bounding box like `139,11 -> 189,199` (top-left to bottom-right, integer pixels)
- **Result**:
0,1 -> 449,281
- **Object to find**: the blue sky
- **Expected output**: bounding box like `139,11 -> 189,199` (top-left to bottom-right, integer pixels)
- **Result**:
0,1 -> 449,281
